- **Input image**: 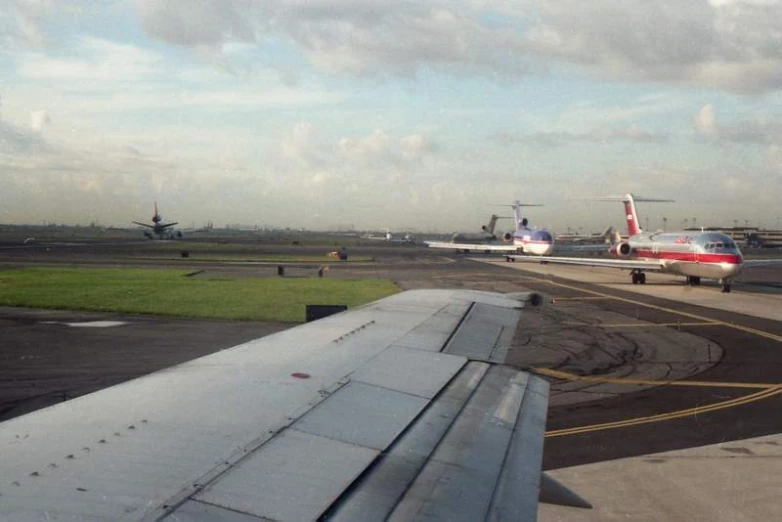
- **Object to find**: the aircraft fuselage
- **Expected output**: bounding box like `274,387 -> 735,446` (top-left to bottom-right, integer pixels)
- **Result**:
617,231 -> 743,280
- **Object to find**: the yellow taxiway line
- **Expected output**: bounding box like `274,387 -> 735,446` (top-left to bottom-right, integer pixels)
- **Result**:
533,367 -> 778,390
546,386 -> 782,438
534,367 -> 782,437
524,275 -> 782,343
562,321 -> 721,328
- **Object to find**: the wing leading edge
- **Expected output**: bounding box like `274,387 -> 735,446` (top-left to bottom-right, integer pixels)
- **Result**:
507,254 -> 667,272
425,241 -> 520,252
0,289 -> 555,521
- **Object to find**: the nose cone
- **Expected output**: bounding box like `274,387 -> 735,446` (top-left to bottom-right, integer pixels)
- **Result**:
531,230 -> 554,256
531,230 -> 553,243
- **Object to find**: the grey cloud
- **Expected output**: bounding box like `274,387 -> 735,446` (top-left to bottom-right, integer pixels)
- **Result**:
693,103 -> 782,144
136,0 -> 258,47
6,1 -> 782,93
0,121 -> 50,154
528,0 -> 782,93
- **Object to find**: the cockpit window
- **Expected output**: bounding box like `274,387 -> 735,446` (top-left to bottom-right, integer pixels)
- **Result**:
705,240 -> 737,251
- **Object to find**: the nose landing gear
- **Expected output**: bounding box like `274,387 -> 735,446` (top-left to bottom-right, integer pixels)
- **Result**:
720,279 -> 732,293
631,271 -> 646,284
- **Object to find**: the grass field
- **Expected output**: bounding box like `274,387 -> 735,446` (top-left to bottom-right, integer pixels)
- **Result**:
0,267 -> 400,322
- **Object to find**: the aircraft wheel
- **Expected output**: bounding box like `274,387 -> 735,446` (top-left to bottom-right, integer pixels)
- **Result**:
639,273 -> 646,284
693,277 -> 701,285
632,273 -> 639,284
722,283 -> 731,293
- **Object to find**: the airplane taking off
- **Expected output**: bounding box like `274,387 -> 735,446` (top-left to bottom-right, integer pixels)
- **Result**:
426,201 -> 555,255
449,214 -> 512,243
132,202 -> 182,239
507,193 -> 782,293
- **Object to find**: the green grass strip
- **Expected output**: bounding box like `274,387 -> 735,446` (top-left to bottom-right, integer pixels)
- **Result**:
0,267 -> 400,322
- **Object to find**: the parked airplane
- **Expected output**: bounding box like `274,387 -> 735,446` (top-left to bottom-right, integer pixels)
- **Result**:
426,201 -> 555,255
363,228 -> 415,244
506,193 -> 782,293
449,214 -> 512,243
0,289 -> 587,519
132,202 -> 181,239
556,226 -> 620,245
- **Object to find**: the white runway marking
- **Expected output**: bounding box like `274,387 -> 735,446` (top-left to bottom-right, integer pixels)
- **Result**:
43,321 -> 129,328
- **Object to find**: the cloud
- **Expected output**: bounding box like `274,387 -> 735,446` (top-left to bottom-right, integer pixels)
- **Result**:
694,104 -> 718,136
496,126 -> 669,146
128,0 -> 782,93
30,110 -> 50,132
527,0 -> 782,94
0,121 -> 49,154
17,37 -> 163,85
6,1 -> 782,93
693,103 -> 782,144
340,129 -> 437,167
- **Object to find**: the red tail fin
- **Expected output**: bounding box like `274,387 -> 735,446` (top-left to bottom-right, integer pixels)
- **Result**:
623,195 -> 641,236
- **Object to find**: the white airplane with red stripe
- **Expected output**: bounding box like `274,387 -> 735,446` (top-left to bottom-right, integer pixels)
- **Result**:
506,193 -> 780,293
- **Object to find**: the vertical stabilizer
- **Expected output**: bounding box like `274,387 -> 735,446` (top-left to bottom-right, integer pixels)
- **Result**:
623,194 -> 641,236
512,201 -> 523,228
485,215 -> 500,234
152,202 -> 161,223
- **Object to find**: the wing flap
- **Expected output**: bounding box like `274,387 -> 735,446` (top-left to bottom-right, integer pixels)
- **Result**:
196,429 -> 379,521
444,302 -> 520,363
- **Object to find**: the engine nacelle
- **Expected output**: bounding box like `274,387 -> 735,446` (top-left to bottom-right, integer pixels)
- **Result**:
610,241 -> 633,258
503,232 -> 513,242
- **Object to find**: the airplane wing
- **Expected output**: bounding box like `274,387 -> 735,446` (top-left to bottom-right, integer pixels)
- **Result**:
159,222 -> 179,228
0,289 -> 554,521
131,221 -> 155,228
425,240 -> 520,253
507,254 -> 666,272
553,243 -> 611,254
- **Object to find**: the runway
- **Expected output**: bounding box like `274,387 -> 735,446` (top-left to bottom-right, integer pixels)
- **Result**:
1,239 -> 781,519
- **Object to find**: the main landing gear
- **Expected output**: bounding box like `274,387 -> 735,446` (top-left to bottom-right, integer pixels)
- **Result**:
631,271 -> 646,284
720,279 -> 732,293
686,276 -> 701,286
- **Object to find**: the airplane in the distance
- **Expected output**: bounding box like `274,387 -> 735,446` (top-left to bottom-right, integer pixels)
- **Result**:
363,228 -> 415,244
132,202 -> 182,239
426,200 -> 555,255
506,193 -> 782,293
556,226 -> 620,245
449,214 -> 512,243
0,289 -> 589,519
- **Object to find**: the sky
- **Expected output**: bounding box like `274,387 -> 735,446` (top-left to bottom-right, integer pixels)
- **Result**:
1,0 -> 781,233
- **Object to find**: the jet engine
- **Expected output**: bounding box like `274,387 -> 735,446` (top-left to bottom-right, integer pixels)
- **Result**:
503,232 -> 513,242
610,241 -> 633,257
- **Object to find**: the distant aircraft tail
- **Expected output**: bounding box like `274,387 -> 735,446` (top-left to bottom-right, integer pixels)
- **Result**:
482,214 -> 512,235
622,195 -> 641,236
597,226 -> 615,241
490,201 -> 543,230
152,201 -> 161,224
592,194 -> 673,237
